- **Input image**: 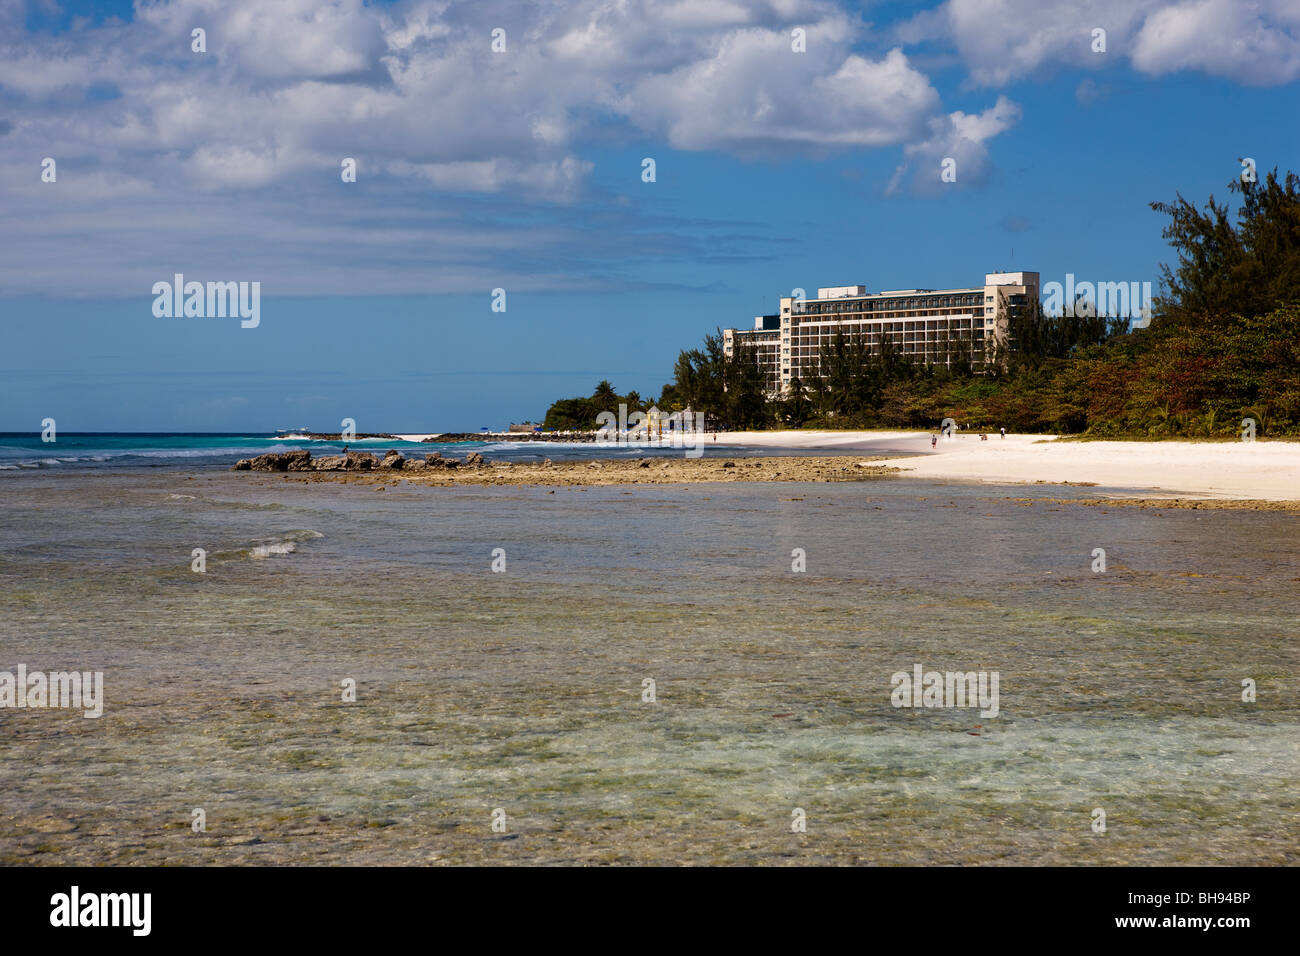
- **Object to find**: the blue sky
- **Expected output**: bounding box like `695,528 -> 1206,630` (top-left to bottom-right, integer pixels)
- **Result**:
2,0 -> 1298,431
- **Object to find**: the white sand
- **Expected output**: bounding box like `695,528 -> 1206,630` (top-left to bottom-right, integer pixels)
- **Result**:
711,430 -> 1300,500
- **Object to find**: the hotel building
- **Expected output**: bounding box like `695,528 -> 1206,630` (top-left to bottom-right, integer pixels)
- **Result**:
723,272 -> 1039,396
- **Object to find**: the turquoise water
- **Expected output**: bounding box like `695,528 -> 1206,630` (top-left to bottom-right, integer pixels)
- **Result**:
0,432 -> 867,471
0,431 -> 535,470
0,468 -> 1296,864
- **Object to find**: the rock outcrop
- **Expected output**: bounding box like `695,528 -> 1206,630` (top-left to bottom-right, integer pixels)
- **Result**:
233,450 -> 413,472
231,448 -> 509,473
232,450 -> 314,472
344,451 -> 378,471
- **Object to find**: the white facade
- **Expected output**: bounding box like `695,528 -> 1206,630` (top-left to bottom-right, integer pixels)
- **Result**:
724,272 -> 1039,395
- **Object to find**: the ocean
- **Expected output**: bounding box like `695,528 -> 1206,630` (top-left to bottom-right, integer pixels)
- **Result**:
0,439 -> 1297,864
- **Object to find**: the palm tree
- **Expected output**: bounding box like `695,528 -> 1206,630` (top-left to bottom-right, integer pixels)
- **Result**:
591,380 -> 618,409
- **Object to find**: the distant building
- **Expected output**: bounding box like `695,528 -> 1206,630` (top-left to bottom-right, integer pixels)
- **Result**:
732,314 -> 783,394
723,272 -> 1039,396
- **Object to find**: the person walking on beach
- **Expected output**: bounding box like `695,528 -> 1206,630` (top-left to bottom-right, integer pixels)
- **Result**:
999,427 -> 1006,439
931,434 -> 937,449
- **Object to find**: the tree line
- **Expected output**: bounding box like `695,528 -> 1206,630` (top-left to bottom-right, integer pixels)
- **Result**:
545,169 -> 1300,437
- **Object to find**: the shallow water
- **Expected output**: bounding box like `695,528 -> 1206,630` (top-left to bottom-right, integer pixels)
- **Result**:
1,469 -> 1297,864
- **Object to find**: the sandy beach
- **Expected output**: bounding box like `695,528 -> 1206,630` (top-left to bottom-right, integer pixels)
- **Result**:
232,434 -> 1300,510
366,430 -> 1300,502
709,431 -> 1300,501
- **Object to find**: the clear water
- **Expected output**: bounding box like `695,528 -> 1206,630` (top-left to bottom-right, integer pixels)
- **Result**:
0,468 -> 1296,864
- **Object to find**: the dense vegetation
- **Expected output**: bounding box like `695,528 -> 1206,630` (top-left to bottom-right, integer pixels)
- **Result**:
545,170 -> 1300,437
542,380 -> 647,430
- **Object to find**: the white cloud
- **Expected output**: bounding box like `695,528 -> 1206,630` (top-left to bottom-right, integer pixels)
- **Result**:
903,0 -> 1149,86
135,0 -> 387,80
0,0 -> 1024,295
888,95 -> 1022,195
1,0 -> 970,183
400,156 -> 595,195
1132,0 -> 1300,84
626,31 -> 941,153
914,0 -> 1300,86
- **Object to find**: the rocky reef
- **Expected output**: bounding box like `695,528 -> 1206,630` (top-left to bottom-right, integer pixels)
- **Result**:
232,449 -> 484,472
231,451 -> 905,486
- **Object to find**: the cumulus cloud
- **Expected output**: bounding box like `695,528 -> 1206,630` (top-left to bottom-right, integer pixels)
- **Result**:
1132,0 -> 1300,84
910,0 -> 1300,86
887,94 -> 1022,195
0,0 -> 968,186
0,0 -> 1021,295
136,0 -> 388,80
901,0 -> 1151,86
623,20 -> 941,154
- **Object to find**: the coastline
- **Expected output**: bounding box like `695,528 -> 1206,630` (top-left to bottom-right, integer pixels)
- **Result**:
708,430 -> 1300,502
234,430 -> 1300,504
254,454 -> 904,486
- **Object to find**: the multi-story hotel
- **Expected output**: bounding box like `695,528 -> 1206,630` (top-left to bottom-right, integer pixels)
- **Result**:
723,272 -> 1039,396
